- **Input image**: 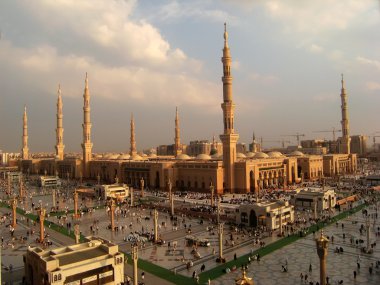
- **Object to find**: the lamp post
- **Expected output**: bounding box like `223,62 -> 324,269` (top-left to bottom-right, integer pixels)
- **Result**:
366,215 -> 371,252
168,179 -> 172,204
171,193 -> 175,216
74,190 -> 79,219
217,222 -> 224,263
316,231 -> 329,285
140,177 -> 145,198
217,196 -> 220,225
210,182 -> 215,208
110,199 -> 116,231
74,224 -> 80,244
154,209 -> 158,242
38,207 -> 46,243
132,245 -> 138,285
11,198 -> 17,228
130,187 -> 134,207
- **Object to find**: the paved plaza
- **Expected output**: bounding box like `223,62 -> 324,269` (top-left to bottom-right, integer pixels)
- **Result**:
213,205 -> 380,285
1,179 -> 380,285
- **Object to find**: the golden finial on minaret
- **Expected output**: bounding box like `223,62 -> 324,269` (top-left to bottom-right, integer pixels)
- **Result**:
224,22 -> 228,47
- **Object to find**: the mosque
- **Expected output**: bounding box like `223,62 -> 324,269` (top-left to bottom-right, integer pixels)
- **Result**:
19,25 -> 357,195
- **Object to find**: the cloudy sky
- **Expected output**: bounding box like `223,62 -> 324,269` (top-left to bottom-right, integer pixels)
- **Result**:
0,0 -> 379,153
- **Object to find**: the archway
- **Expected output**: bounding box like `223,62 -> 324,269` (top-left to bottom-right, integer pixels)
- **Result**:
155,171 -> 160,189
249,210 -> 258,227
249,171 -> 255,193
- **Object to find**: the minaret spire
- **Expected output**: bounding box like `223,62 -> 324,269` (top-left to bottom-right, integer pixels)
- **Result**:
22,105 -> 29,160
224,22 -> 228,48
81,72 -> 93,177
174,107 -> 182,156
219,23 -> 239,193
338,74 -> 351,154
55,84 -> 65,160
130,113 -> 137,156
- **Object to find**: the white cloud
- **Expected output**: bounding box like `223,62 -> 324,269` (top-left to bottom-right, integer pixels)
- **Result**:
15,0 -> 199,69
155,0 -> 237,24
309,44 -> 324,54
232,60 -> 241,70
312,92 -> 338,103
264,0 -> 376,35
366,81 -> 380,91
249,72 -> 278,84
357,56 -> 380,71
0,0 -> 222,110
0,40 -> 220,109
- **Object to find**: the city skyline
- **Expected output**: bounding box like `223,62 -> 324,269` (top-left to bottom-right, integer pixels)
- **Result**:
0,0 -> 379,153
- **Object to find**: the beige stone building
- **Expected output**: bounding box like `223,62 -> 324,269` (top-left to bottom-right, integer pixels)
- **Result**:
236,201 -> 294,230
350,135 -> 367,156
291,187 -> 336,211
24,237 -> 124,285
19,25 -> 357,195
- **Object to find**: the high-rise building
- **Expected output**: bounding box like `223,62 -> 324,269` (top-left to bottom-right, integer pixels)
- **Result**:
350,135 -> 367,155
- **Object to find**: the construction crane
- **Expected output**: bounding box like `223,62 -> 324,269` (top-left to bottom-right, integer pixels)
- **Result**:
314,127 -> 341,141
282,133 -> 305,147
263,139 -> 291,148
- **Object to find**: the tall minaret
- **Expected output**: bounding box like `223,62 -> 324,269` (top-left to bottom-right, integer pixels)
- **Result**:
250,131 -> 259,153
130,114 -> 137,156
55,85 -> 65,160
174,107 -> 182,156
338,74 -> 351,154
219,23 -> 239,193
81,73 -> 93,177
21,105 -> 29,160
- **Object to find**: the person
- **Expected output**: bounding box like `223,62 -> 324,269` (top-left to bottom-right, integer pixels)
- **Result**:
201,264 -> 205,272
309,263 -> 312,272
353,270 -> 357,279
141,271 -> 145,280
234,253 -> 237,260
208,278 -> 211,285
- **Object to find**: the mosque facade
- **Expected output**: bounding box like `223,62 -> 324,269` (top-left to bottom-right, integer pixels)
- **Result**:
19,25 -> 357,194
